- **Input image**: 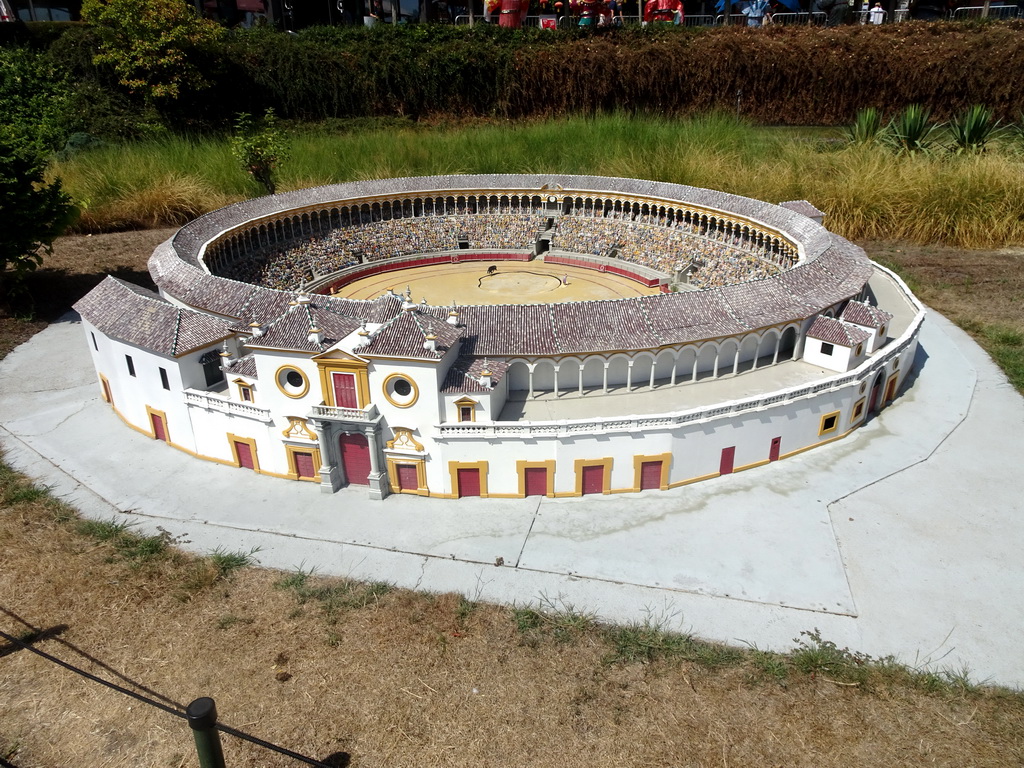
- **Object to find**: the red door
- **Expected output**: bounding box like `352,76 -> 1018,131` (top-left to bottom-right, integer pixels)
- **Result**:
235,441 -> 254,469
524,467 -> 548,496
869,376 -> 883,413
396,464 -> 419,492
457,468 -> 481,497
639,461 -> 662,490
769,437 -> 781,462
581,464 -> 604,495
294,451 -> 316,479
332,372 -> 358,409
720,447 -> 735,475
151,414 -> 167,442
339,433 -> 370,485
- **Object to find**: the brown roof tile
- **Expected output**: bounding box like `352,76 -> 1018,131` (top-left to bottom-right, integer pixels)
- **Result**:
806,316 -> 871,347
74,277 -> 231,357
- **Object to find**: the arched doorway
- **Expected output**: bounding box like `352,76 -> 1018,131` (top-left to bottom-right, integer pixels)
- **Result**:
868,371 -> 885,415
339,433 -> 370,485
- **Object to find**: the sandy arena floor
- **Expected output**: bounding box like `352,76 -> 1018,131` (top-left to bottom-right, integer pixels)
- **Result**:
333,260 -> 661,305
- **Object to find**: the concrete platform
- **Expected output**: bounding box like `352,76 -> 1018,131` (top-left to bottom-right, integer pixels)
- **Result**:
2,311 -> 1023,688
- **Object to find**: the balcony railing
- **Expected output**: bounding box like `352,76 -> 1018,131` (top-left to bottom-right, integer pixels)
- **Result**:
183,389 -> 273,422
310,403 -> 379,422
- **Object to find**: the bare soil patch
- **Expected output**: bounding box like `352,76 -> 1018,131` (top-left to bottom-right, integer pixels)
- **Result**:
1,232 -> 1023,767
863,241 -> 1024,331
0,229 -> 171,360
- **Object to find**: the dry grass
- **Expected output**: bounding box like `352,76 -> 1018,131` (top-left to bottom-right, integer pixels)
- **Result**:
1,474 -> 1022,768
49,121 -> 1024,248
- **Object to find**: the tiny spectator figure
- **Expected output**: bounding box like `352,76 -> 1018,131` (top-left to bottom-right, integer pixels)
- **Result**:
869,1 -> 884,21
366,0 -> 384,24
607,0 -> 625,24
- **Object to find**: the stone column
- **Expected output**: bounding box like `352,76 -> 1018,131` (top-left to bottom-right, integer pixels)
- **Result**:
364,423 -> 391,501
312,419 -> 342,494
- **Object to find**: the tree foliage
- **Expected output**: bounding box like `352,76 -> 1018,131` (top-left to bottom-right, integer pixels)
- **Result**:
0,47 -> 76,157
0,140 -> 78,293
230,109 -> 290,196
80,0 -> 224,102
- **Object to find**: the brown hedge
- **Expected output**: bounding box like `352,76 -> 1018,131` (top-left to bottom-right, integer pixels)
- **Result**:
502,22 -> 1024,124
26,20 -> 1024,129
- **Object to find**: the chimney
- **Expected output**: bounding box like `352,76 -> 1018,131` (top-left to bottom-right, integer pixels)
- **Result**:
248,322 -> 263,338
308,326 -> 324,345
423,322 -> 438,353
447,303 -> 459,326
479,358 -> 493,389
219,340 -> 234,368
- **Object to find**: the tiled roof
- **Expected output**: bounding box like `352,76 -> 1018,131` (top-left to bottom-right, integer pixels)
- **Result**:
74,277 -> 231,357
440,356 -> 510,393
806,316 -> 871,347
231,354 -> 258,379
359,308 -> 463,360
245,299 -> 362,354
842,300 -> 893,329
779,200 -> 824,219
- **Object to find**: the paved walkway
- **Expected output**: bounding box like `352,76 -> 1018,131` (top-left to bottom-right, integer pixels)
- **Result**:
2,311 -> 1023,688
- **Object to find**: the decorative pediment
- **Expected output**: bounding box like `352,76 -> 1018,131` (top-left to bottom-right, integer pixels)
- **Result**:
312,347 -> 368,365
386,427 -> 425,452
282,417 -> 318,441
453,396 -> 478,407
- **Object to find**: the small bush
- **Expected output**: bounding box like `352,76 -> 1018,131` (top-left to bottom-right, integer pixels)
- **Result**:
947,104 -> 1005,154
884,104 -> 941,155
844,107 -> 883,146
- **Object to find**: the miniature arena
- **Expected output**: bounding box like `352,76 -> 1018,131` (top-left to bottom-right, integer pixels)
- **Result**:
74,174 -> 924,500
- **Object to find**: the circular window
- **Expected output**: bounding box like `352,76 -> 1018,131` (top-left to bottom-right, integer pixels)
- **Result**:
276,366 -> 309,399
383,374 -> 418,408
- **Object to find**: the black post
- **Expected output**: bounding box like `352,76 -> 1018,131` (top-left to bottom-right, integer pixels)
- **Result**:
187,697 -> 227,768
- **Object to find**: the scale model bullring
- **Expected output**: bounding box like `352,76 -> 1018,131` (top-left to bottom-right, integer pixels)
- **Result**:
74,174 -> 925,501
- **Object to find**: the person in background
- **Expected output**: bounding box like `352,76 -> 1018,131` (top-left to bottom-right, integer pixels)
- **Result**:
818,0 -> 851,25
869,1 -> 884,21
743,0 -> 770,25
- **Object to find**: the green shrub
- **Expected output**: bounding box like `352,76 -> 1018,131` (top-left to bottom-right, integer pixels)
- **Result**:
947,104 -> 1005,154
884,104 -> 941,155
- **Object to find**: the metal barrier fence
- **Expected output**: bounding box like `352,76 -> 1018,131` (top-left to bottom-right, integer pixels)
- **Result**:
854,8 -> 886,22
717,11 -> 826,24
455,10 -> 836,26
950,4 -> 1020,18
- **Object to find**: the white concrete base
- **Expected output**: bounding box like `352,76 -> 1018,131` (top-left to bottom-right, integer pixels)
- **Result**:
2,311 -> 1022,688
